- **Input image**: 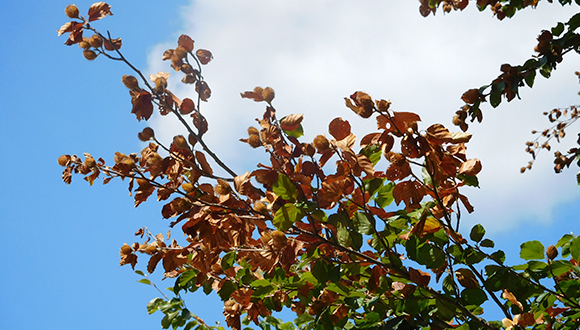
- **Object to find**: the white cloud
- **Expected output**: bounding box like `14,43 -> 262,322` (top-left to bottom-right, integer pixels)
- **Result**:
146,1 -> 580,233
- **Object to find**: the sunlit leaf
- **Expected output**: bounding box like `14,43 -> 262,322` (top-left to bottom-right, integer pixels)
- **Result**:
520,240 -> 545,260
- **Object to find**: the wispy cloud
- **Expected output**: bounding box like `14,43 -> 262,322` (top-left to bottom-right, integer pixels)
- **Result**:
146,0 -> 580,233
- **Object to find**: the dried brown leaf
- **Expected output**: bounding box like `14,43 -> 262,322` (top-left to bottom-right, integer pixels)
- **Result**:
329,117 -> 351,141
88,2 -> 113,22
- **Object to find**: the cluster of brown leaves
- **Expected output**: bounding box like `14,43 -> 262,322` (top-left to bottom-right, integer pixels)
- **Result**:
419,0 -> 542,20
57,3 -> 120,60
523,104 -> 580,173
58,8 -> 490,326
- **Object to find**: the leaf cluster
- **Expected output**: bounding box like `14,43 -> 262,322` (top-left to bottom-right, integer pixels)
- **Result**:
57,2 -> 580,330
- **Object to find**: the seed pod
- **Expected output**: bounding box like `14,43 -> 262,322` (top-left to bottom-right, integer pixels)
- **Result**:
248,134 -> 262,148
138,127 -> 155,141
546,245 -> 558,260
171,198 -> 190,213
78,39 -> 91,50
271,230 -> 287,251
262,87 -> 275,103
247,127 -> 260,136
65,4 -> 80,18
83,50 -> 98,60
57,155 -> 71,167
120,243 -> 133,255
173,135 -> 190,150
89,34 -> 103,48
182,182 -> 195,193
155,77 -> 167,93
145,244 -> 158,255
253,201 -> 267,213
122,75 -> 139,90
313,135 -> 330,152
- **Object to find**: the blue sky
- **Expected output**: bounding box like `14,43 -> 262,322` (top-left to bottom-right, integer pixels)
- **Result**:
1,1 -> 580,329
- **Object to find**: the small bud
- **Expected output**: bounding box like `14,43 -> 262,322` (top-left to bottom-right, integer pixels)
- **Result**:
182,183 -> 195,193
313,135 -> 330,152
144,244 -> 158,255
215,179 -> 232,195
65,4 -> 80,18
83,50 -> 98,60
120,243 -> 133,255
262,87 -> 275,103
122,75 -> 139,90
89,34 -> 103,48
78,38 -> 91,50
173,135 -> 190,150
271,230 -> 287,251
172,197 -> 190,213
253,201 -> 267,213
155,77 -> 167,93
546,245 -> 558,260
58,155 -> 71,167
138,127 -> 155,141
247,127 -> 260,136
248,134 -> 262,148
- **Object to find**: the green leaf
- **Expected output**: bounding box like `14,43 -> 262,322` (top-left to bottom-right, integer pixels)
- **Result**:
567,12 -> 580,30
138,278 -> 151,285
520,240 -> 545,260
490,82 -> 505,108
550,260 -> 573,277
218,281 -> 238,301
570,236 -> 580,261
524,69 -> 536,88
457,174 -> 479,187
552,22 -> 565,36
490,250 -> 506,264
179,269 -> 198,288
312,260 -> 331,284
360,145 -> 382,166
221,251 -> 237,270
461,288 -> 488,306
527,260 -> 548,273
470,224 -> 485,243
374,182 -> 395,208
272,173 -> 297,201
147,297 -> 164,314
135,270 -> 145,276
273,203 -> 304,231
283,124 -> 304,138
480,239 -> 495,248
352,212 -> 374,235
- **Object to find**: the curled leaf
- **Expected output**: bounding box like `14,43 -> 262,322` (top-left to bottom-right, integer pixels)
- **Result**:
280,114 -> 304,132
458,159 -> 482,176
88,2 -> 113,22
104,37 -> 122,51
131,91 -> 154,121
196,49 -> 213,65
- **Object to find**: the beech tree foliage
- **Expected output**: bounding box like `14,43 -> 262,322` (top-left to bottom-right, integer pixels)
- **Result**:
58,2 -> 580,330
